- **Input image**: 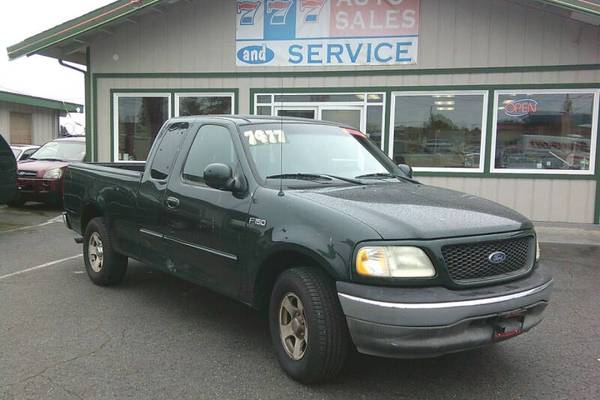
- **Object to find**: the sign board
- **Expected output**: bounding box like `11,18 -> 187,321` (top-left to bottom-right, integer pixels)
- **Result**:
235,0 -> 420,67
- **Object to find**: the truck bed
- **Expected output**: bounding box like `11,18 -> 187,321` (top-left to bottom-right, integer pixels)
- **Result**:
64,162 -> 145,235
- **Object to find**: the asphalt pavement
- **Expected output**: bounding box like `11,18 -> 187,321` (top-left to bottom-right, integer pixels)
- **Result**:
0,204 -> 599,400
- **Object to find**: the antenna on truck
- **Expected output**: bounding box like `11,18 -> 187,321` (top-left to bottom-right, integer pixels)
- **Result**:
277,79 -> 284,197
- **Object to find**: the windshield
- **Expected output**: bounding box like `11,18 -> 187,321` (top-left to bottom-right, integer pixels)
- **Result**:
240,123 -> 396,183
31,141 -> 85,162
12,148 -> 22,159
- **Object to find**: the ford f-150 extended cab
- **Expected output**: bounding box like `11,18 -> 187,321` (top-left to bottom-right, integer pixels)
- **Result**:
63,116 -> 553,383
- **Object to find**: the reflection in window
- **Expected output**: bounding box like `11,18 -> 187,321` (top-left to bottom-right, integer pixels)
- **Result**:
392,94 -> 485,169
178,96 -> 233,116
366,106 -> 383,148
494,92 -> 595,171
150,122 -> 188,180
117,96 -> 169,161
256,106 -> 272,115
273,94 -> 365,103
183,125 -> 236,184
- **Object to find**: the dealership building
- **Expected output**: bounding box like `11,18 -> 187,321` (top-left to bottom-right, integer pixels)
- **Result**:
8,0 -> 600,224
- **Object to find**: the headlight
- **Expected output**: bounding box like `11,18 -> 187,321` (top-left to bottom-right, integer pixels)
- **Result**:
43,168 -> 63,180
356,246 -> 436,278
536,238 -> 541,262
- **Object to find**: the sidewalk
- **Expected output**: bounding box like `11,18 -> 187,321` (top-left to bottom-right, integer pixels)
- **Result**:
535,221 -> 600,246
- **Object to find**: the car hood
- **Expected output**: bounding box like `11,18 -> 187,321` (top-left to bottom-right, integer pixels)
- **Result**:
17,159 -> 69,177
292,182 -> 532,240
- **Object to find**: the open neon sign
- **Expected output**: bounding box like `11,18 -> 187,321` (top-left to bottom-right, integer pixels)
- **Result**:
504,99 -> 538,117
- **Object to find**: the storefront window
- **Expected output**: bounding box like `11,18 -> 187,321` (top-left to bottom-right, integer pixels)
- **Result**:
176,94 -> 234,116
116,94 -> 170,161
391,92 -> 487,170
493,91 -> 596,173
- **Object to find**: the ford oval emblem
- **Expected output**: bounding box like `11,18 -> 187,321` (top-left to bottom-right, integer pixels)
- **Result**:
488,251 -> 507,264
237,45 -> 275,65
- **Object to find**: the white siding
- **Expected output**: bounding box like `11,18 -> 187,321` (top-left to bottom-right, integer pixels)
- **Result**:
418,177 -> 597,224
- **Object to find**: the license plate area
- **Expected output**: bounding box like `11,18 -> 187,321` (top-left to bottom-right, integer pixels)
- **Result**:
492,310 -> 525,341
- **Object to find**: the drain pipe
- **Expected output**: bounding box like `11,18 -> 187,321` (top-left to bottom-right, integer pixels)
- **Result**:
58,59 -> 86,74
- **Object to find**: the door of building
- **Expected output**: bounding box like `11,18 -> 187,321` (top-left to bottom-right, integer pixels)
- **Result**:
275,106 -> 363,131
275,107 -> 317,120
9,112 -> 33,144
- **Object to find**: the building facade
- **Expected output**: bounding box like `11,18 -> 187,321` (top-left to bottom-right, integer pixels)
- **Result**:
8,0 -> 600,223
0,90 -> 81,145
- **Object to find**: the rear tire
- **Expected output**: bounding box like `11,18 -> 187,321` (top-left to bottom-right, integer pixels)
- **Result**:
83,217 -> 128,286
269,267 -> 350,383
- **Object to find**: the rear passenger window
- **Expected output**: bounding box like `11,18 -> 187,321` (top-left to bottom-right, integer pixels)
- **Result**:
183,125 -> 236,184
150,122 -> 188,180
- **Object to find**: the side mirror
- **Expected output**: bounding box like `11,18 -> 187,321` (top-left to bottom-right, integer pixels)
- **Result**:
204,163 -> 235,191
397,163 -> 413,179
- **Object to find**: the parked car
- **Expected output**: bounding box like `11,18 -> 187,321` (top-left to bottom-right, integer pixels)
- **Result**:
63,116 -> 552,383
0,135 -> 16,204
11,144 -> 40,161
11,136 -> 85,207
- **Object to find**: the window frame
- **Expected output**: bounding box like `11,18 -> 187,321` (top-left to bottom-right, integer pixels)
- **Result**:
252,91 -> 386,151
389,90 -> 489,173
490,88 -> 599,175
179,123 -> 238,187
112,92 -> 172,163
174,92 -> 236,117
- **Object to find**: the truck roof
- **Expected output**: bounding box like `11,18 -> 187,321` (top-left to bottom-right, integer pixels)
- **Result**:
168,115 -> 350,128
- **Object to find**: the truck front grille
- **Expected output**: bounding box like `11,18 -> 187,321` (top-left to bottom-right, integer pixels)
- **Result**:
441,236 -> 534,283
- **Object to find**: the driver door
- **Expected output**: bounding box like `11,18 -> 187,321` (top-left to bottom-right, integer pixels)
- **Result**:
163,124 -> 250,298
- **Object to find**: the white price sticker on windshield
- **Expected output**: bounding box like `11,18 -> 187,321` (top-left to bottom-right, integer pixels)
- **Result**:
243,129 -> 286,146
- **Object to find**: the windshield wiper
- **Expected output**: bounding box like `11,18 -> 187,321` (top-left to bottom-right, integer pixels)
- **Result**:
355,172 -> 416,183
266,173 -> 364,185
36,158 -> 63,161
318,174 -> 364,185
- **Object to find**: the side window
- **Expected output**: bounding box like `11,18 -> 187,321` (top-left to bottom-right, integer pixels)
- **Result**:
150,122 -> 188,180
22,148 -> 36,160
183,125 -> 236,184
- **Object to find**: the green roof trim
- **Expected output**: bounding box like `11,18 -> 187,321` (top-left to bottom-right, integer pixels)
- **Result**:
6,0 -> 162,60
536,0 -> 600,16
7,0 -> 600,61
0,90 -> 82,113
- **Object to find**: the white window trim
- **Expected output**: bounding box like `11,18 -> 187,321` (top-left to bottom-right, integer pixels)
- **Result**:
174,92 -> 236,116
490,89 -> 598,175
113,92 -> 172,163
389,90 -> 489,173
253,91 -> 386,150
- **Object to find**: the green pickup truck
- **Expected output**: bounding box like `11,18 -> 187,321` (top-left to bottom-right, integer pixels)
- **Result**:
63,116 -> 552,383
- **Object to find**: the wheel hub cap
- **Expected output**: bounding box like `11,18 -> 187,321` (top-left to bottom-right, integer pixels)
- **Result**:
88,232 -> 104,273
279,293 -> 308,361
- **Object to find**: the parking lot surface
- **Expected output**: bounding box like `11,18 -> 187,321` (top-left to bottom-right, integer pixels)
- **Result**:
0,205 -> 599,400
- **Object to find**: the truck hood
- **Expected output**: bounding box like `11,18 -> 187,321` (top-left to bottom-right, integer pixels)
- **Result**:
292,182 -> 532,240
17,159 -> 69,178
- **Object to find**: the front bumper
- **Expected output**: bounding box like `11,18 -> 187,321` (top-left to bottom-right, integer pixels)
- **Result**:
337,268 -> 553,358
16,178 -> 62,204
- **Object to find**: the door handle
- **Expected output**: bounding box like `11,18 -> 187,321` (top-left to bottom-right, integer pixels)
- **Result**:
165,196 -> 180,209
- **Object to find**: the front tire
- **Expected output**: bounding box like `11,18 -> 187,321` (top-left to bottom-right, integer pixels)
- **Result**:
269,267 -> 350,383
83,217 -> 128,286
